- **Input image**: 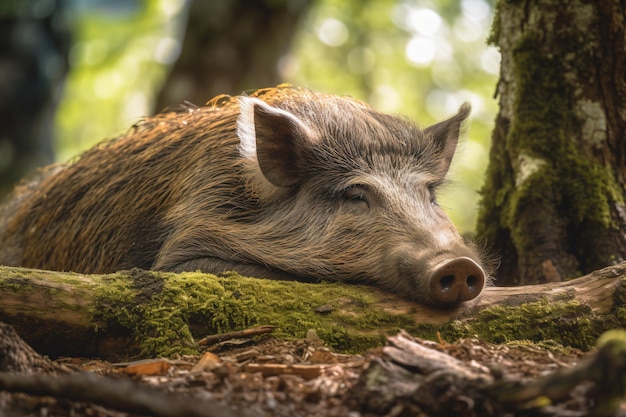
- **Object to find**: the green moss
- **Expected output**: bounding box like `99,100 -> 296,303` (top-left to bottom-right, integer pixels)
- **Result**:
508,36 -> 570,149
343,297 -> 624,351
505,339 -> 581,355
88,270 -> 430,357
615,305 -> 626,323
90,273 -> 145,330
475,144 -> 516,244
440,299 -> 625,351
487,0 -> 502,45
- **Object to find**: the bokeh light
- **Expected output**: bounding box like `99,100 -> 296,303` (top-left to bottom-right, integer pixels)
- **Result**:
318,18 -> 349,47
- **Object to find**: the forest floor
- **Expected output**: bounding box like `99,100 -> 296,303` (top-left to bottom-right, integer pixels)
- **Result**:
2,324 -> 625,417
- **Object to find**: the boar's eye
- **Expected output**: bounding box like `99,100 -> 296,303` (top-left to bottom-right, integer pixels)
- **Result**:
428,184 -> 438,205
342,185 -> 370,209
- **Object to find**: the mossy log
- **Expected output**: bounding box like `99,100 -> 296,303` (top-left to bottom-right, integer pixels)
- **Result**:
1,262 -> 625,360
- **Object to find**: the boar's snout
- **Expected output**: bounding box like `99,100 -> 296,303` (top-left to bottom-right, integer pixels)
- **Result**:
395,244 -> 486,306
429,257 -> 485,304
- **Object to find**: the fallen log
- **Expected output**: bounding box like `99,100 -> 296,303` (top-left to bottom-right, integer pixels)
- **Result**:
0,262 -> 625,360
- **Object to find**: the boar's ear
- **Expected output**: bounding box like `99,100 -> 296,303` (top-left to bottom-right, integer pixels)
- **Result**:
423,102 -> 471,178
237,97 -> 314,187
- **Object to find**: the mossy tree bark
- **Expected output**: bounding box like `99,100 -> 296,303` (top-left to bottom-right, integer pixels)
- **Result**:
477,0 -> 626,285
154,0 -> 312,111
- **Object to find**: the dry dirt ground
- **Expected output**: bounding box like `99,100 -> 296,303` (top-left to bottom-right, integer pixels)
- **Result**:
1,323 -> 625,417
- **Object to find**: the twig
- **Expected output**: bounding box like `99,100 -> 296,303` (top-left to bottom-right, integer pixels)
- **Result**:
0,371 -> 250,417
244,363 -> 322,380
197,325 -> 277,346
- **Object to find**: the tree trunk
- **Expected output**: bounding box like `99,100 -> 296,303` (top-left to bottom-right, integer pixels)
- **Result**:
0,264 -> 624,360
0,1 -> 71,198
154,0 -> 312,112
476,0 -> 626,285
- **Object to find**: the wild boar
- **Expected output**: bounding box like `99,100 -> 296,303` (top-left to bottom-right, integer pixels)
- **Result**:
0,85 -> 486,307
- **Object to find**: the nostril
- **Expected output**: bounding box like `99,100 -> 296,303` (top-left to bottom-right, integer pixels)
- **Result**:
466,274 -> 479,290
439,275 -> 455,293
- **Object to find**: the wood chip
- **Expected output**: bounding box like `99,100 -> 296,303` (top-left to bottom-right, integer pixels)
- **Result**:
191,351 -> 221,372
120,359 -> 173,376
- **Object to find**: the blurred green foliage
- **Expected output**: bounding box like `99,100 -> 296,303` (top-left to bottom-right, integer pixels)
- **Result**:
55,0 -> 186,161
54,0 -> 498,233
